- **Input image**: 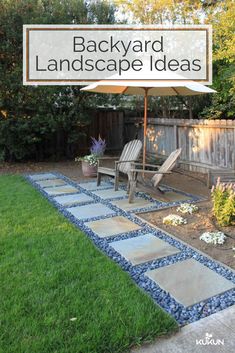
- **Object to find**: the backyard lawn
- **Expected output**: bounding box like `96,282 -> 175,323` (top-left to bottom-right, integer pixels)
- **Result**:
0,175 -> 177,353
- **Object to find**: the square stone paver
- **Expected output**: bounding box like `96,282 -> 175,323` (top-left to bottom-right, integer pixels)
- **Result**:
93,189 -> 127,200
67,203 -> 115,220
29,173 -> 57,181
54,193 -> 93,207
145,259 -> 235,307
110,233 -> 180,265
36,178 -> 67,188
78,181 -> 112,191
85,216 -> 141,238
111,197 -> 155,211
44,185 -> 79,195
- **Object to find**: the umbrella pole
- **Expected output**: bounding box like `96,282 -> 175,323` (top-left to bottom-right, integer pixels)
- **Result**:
143,88 -> 148,171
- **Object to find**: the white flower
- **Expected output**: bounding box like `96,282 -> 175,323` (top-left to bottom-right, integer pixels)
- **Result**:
163,214 -> 187,226
75,153 -> 98,166
200,231 -> 226,245
177,203 -> 199,214
70,317 -> 77,321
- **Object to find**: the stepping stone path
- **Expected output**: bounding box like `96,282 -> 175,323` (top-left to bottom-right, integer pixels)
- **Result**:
27,173 -> 235,325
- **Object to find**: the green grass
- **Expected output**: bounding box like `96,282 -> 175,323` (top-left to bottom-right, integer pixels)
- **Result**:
0,175 -> 178,353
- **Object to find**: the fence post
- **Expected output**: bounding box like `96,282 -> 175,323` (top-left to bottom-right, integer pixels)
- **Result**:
174,124 -> 178,149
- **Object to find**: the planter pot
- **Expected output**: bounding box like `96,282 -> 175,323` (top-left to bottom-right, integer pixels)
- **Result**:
81,160 -> 97,177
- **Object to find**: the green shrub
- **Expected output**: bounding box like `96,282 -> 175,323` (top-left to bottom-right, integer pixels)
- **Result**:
211,178 -> 235,226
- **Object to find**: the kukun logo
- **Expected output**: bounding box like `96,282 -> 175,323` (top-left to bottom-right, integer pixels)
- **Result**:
196,333 -> 225,346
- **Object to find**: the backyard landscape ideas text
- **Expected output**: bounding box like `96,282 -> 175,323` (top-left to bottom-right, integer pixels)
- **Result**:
36,35 -> 202,75
24,26 -> 210,84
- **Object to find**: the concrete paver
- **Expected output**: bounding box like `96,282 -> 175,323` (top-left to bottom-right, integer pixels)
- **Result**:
29,173 -> 57,181
92,189 -> 127,199
54,193 -> 93,206
85,216 -> 141,238
145,259 -> 235,307
44,185 -> 79,195
78,181 -> 111,191
67,203 -> 115,220
111,233 -> 180,265
36,178 -> 66,188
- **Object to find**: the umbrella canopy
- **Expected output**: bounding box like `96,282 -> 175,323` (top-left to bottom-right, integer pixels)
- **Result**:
81,71 -> 216,166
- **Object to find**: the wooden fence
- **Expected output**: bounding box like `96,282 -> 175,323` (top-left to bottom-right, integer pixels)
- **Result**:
79,109 -> 124,154
124,117 -> 235,173
80,114 -> 235,174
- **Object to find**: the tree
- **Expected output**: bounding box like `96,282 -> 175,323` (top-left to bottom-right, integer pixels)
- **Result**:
116,0 -> 203,24
0,0 -> 117,161
199,0 -> 235,119
115,0 -> 235,119
115,0 -> 210,118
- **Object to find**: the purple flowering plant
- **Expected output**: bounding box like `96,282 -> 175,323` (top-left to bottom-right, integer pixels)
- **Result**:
90,135 -> 106,157
75,135 -> 106,166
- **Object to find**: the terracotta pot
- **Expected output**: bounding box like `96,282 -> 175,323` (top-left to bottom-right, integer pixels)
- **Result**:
81,160 -> 97,177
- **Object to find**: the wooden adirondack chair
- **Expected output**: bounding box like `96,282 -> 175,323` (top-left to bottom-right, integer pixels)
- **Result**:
97,139 -> 142,191
128,148 -> 182,202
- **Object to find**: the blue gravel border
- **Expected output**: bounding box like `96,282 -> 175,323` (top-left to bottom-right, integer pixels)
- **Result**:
25,172 -> 235,326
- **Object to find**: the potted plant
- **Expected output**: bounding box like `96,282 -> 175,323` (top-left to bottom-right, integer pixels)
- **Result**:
76,154 -> 98,177
75,136 -> 106,177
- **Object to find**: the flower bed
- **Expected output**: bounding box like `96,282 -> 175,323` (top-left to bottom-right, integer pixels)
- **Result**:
139,200 -> 235,270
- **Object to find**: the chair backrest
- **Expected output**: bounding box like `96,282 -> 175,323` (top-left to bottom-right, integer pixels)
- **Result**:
151,148 -> 182,187
118,140 -> 142,175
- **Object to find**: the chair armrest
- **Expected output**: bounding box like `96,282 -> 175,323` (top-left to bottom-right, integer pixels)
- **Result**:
130,169 -> 172,174
131,162 -> 160,169
115,159 -> 137,165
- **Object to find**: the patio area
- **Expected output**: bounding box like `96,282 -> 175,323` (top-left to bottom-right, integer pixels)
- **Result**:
0,160 -> 210,197
22,163 -> 234,326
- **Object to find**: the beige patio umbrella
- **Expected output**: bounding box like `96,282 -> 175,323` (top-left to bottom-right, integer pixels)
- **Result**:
81,71 -> 216,166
